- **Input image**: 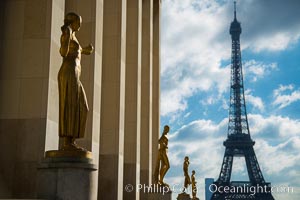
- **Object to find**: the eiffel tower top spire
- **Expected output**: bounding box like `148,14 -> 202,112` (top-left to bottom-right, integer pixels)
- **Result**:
234,1 -> 237,20
230,1 -> 241,38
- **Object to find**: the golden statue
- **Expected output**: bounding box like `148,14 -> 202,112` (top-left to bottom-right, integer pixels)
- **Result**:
191,170 -> 199,200
183,156 -> 191,193
177,156 -> 192,199
46,12 -> 93,158
154,125 -> 170,186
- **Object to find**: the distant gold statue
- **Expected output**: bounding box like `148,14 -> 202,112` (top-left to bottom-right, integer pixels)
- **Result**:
177,156 -> 192,199
183,156 -> 191,193
58,12 -> 93,150
154,125 -> 170,186
191,170 -> 199,200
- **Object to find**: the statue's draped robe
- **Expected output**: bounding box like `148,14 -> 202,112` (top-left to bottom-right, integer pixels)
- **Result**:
183,161 -> 191,188
58,33 -> 88,138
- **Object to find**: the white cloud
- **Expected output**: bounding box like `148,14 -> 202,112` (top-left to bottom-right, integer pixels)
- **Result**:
272,84 -> 300,109
248,32 -> 300,52
255,139 -> 300,175
243,60 -> 278,82
273,84 -> 294,96
161,0 -> 231,116
245,90 -> 265,112
183,112 -> 191,118
248,114 -> 300,138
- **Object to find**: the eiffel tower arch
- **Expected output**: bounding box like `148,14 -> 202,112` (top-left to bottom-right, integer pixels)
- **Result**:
211,2 -> 275,200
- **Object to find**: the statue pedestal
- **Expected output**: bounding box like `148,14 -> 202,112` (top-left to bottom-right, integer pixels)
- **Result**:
148,191 -> 172,200
147,185 -> 172,200
177,192 -> 192,200
37,156 -> 97,200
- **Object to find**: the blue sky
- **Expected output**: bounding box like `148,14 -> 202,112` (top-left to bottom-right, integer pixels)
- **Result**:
160,0 -> 300,199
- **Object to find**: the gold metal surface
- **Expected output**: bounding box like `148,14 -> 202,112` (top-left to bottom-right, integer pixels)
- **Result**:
191,170 -> 199,199
183,156 -> 191,193
56,12 -> 94,153
154,125 -> 170,186
45,149 -> 92,159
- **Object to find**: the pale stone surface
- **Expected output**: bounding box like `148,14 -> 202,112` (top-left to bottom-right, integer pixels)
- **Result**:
2,1 -> 25,40
152,0 -> 161,176
37,158 -> 97,200
45,119 -> 59,152
0,80 -> 21,119
140,169 -> 151,200
98,0 -> 126,199
1,39 -> 22,79
123,0 -> 142,200
0,0 -> 64,198
19,78 -> 44,118
140,3 -> 154,200
21,39 -> 48,78
0,119 -> 18,198
44,0 -> 65,155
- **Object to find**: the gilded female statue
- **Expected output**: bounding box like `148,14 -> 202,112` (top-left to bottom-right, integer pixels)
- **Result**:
58,12 -> 93,150
154,125 -> 170,186
177,156 -> 192,199
183,156 -> 191,193
191,170 -> 199,200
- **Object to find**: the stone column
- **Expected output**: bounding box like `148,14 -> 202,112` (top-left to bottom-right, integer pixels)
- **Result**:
123,0 -> 142,200
0,0 -> 64,198
98,0 -> 127,199
152,0 -> 161,180
140,0 -> 153,198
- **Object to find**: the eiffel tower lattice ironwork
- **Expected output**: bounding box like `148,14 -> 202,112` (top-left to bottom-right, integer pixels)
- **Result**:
210,2 -> 275,200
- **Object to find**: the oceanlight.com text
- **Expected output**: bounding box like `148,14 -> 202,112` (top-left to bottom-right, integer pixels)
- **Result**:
209,183 -> 293,196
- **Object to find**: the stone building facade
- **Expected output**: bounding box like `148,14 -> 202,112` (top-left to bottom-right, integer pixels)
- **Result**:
0,0 -> 161,199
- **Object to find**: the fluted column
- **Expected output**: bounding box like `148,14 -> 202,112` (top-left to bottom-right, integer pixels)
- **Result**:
152,0 -> 161,179
140,0 -> 153,199
123,0 -> 142,200
98,0 -> 127,199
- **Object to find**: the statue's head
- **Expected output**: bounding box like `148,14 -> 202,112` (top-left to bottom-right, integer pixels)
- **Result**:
192,170 -> 195,175
64,12 -> 82,31
184,156 -> 189,161
163,125 -> 170,134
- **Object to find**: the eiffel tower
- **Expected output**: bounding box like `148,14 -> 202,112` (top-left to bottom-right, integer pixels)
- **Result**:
210,2 -> 275,200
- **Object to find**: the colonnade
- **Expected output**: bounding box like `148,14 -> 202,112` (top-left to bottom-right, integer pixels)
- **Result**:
0,0 -> 161,199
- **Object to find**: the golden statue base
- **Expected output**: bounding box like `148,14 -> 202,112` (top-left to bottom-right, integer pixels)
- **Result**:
177,192 -> 192,200
45,137 -> 92,159
45,149 -> 92,159
147,184 -> 172,200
